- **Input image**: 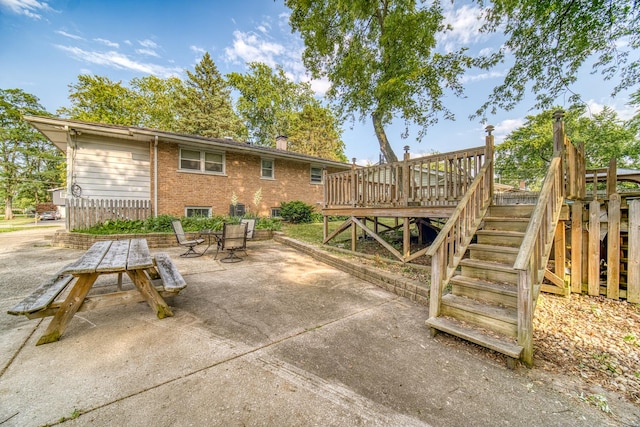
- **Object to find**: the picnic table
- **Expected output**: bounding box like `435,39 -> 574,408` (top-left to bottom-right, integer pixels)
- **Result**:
7,238 -> 186,345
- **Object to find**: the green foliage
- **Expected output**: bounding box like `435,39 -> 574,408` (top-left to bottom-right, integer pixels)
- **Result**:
256,217 -> 282,231
58,75 -> 139,125
1,88 -> 63,220
288,103 -> 348,162
175,52 -> 246,139
228,63 -> 312,142
58,74 -> 183,131
475,0 -> 639,118
286,0 -> 477,162
279,200 -> 315,224
495,106 -> 640,189
75,214 -> 279,234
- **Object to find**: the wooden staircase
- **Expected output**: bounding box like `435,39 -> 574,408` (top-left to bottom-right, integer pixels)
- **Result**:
427,204 -> 535,365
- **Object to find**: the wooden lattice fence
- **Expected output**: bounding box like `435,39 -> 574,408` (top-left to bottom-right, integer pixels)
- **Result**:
66,198 -> 151,230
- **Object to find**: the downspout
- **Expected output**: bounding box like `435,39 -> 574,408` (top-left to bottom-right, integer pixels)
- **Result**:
154,136 -> 158,218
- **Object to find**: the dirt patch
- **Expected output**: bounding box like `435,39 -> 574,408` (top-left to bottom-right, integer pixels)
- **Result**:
331,247 -> 640,416
533,293 -> 640,405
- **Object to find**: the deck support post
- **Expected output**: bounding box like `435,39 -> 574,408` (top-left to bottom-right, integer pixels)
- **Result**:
628,199 -> 640,303
607,194 -> 621,300
403,217 -> 410,260
570,201 -> 583,293
588,199 -> 601,296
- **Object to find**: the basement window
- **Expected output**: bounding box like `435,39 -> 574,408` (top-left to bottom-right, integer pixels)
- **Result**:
185,207 -> 211,218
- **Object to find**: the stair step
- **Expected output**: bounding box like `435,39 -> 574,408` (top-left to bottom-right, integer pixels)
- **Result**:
450,275 -> 517,308
482,217 -> 530,232
426,316 -> 523,359
468,243 -> 519,264
475,230 -> 525,248
440,294 -> 518,337
460,258 -> 517,285
487,204 -> 534,218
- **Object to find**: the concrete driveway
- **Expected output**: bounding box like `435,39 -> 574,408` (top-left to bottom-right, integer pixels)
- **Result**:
0,227 -> 631,426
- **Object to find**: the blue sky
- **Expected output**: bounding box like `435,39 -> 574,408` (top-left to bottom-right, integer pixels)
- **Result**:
0,0 -> 636,164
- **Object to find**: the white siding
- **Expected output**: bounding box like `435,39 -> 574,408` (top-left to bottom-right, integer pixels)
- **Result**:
71,136 -> 150,200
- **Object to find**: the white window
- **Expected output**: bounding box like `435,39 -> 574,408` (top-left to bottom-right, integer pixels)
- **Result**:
180,148 -> 224,174
310,166 -> 323,184
261,158 -> 274,179
185,207 -> 211,217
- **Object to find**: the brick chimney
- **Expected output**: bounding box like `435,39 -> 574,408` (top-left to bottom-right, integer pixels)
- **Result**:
276,135 -> 288,150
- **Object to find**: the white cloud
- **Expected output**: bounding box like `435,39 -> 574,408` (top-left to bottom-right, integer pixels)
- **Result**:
138,39 -> 158,49
136,48 -> 159,57
56,30 -> 84,41
54,45 -> 182,78
438,4 -> 488,53
494,118 -> 525,142
94,38 -> 119,48
190,45 -> 206,54
0,0 -> 53,19
585,98 -> 636,121
461,70 -> 505,84
224,30 -> 285,67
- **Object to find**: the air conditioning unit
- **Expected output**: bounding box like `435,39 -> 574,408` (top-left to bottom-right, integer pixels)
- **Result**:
229,203 -> 245,217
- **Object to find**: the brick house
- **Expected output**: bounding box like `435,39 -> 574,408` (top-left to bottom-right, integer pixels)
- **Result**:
25,116 -> 351,220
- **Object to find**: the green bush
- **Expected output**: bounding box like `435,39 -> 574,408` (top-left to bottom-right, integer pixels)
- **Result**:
279,200 -> 315,224
256,217 -> 282,230
75,214 -> 280,234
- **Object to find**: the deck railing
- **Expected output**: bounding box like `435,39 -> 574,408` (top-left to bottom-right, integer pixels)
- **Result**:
425,161 -> 494,316
324,146 -> 487,208
66,198 -> 151,230
513,156 -> 564,366
425,127 -> 495,316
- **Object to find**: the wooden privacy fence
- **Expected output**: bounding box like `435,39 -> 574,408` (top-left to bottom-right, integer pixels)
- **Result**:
324,145 -> 488,208
574,195 -> 640,303
66,198 -> 151,230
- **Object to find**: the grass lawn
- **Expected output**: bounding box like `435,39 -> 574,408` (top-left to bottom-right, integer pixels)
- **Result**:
0,217 -> 58,232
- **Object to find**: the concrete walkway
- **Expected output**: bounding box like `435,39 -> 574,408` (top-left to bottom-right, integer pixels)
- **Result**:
0,227 -> 630,426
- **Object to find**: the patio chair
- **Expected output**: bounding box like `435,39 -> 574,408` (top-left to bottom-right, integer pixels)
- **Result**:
215,222 -> 248,263
171,220 -> 206,257
240,218 -> 256,239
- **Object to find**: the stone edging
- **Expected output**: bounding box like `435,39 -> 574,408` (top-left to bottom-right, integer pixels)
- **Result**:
274,234 -> 429,307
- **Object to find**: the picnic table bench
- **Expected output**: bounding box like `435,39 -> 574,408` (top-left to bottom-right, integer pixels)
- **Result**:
7,239 -> 186,345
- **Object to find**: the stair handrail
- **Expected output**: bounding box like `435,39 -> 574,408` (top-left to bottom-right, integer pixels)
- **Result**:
512,155 -> 564,366
425,160 -> 493,318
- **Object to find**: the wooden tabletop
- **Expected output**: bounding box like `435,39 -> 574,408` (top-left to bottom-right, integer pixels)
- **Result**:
61,239 -> 154,276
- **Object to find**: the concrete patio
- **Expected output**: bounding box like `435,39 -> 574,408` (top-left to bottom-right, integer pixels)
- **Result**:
0,227 -> 631,426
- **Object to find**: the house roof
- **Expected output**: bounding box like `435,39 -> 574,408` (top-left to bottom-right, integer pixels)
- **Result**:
587,168 -> 640,185
24,115 -> 352,170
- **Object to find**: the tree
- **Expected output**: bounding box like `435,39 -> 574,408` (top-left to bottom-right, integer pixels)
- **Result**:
58,75 -> 139,125
227,62 -> 316,146
227,62 -> 347,160
475,0 -> 639,118
175,52 -> 246,139
495,106 -> 640,189
286,0 -> 476,163
129,75 -> 183,131
59,74 -> 183,131
288,104 -> 347,162
0,89 -> 64,219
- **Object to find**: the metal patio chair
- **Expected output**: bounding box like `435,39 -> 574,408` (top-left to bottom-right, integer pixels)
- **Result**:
171,220 -> 206,257
215,222 -> 247,263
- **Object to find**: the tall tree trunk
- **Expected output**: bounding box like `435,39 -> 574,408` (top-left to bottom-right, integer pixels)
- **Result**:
372,112 -> 398,163
4,196 -> 13,220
